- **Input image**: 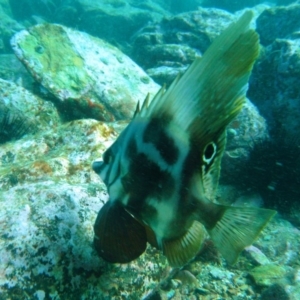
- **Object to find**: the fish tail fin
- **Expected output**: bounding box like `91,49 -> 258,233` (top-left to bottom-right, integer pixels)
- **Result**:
206,205 -> 276,264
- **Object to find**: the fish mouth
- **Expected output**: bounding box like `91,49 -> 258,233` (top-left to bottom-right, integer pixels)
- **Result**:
92,160 -> 104,174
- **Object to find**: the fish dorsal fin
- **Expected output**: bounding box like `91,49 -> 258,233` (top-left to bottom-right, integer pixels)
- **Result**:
201,131 -> 227,200
141,11 -> 259,144
138,84 -> 167,118
133,101 -> 140,118
134,93 -> 151,118
163,221 -> 206,267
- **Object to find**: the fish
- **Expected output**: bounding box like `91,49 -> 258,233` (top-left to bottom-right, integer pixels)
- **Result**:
92,11 -> 276,268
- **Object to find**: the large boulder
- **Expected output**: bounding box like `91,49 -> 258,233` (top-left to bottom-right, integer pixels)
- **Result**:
11,23 -> 160,121
256,3 -> 300,46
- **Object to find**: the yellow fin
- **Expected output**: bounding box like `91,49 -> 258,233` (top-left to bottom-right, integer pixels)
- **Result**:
163,221 -> 207,268
141,11 -> 259,144
208,206 -> 276,264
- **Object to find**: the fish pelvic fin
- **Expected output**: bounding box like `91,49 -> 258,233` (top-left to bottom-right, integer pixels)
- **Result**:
93,201 -> 147,263
206,205 -> 276,265
140,11 -> 259,143
163,221 -> 206,268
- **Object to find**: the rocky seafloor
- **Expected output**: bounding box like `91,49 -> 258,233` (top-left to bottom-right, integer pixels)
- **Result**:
0,0 -> 300,299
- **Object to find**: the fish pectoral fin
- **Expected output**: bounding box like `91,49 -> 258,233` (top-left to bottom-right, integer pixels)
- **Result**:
93,201 -> 147,263
163,221 -> 207,268
207,206 -> 276,265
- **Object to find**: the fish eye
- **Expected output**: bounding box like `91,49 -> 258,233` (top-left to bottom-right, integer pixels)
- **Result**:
203,142 -> 216,164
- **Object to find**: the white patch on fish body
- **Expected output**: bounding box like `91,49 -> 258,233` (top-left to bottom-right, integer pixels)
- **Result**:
146,197 -> 177,245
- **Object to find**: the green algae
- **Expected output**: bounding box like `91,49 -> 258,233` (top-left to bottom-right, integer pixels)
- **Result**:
18,24 -> 90,96
249,264 -> 289,287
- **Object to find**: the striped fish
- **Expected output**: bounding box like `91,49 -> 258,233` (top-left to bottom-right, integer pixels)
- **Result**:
92,11 -> 276,267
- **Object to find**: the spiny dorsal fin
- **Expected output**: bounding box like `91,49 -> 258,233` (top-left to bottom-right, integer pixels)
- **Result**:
141,93 -> 150,112
163,221 -> 207,267
133,101 -> 140,118
139,84 -> 167,118
134,93 -> 150,118
140,11 -> 259,145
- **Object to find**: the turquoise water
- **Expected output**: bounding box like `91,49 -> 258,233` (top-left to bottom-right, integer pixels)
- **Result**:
0,1 -> 299,299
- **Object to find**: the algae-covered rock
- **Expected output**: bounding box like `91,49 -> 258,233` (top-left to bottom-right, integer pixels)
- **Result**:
11,23 -> 160,121
0,116 -> 174,299
0,119 -> 117,188
249,264 -> 290,287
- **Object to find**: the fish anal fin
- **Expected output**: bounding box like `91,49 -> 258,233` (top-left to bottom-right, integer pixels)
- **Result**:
207,206 -> 276,264
163,221 -> 207,268
94,201 -> 147,263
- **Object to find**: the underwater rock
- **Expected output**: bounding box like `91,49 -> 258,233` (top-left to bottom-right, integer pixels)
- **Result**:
249,264 -> 291,287
0,116 -> 173,299
146,65 -> 187,86
261,283 -> 299,300
74,0 -> 166,48
255,219 -> 300,267
11,23 -> 160,121
0,119 -> 117,188
9,0 -> 64,22
248,36 -> 300,142
131,7 -> 235,70
220,98 -> 269,181
0,78 -> 59,138
244,245 -> 271,266
0,105 -> 36,143
256,3 -> 300,46
0,1 -> 23,54
201,0 -> 296,13
152,0 -> 204,14
8,0 -> 168,52
0,54 -> 35,89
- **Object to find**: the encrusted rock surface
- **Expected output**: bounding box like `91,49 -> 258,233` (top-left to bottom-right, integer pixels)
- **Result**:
0,78 -> 60,140
11,23 -> 160,122
256,3 -> 300,46
249,37 -> 300,139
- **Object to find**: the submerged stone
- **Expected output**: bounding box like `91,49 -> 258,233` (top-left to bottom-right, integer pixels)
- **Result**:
249,264 -> 290,287
131,7 -> 234,70
11,23 -> 160,121
256,3 -> 300,46
0,78 -> 59,143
